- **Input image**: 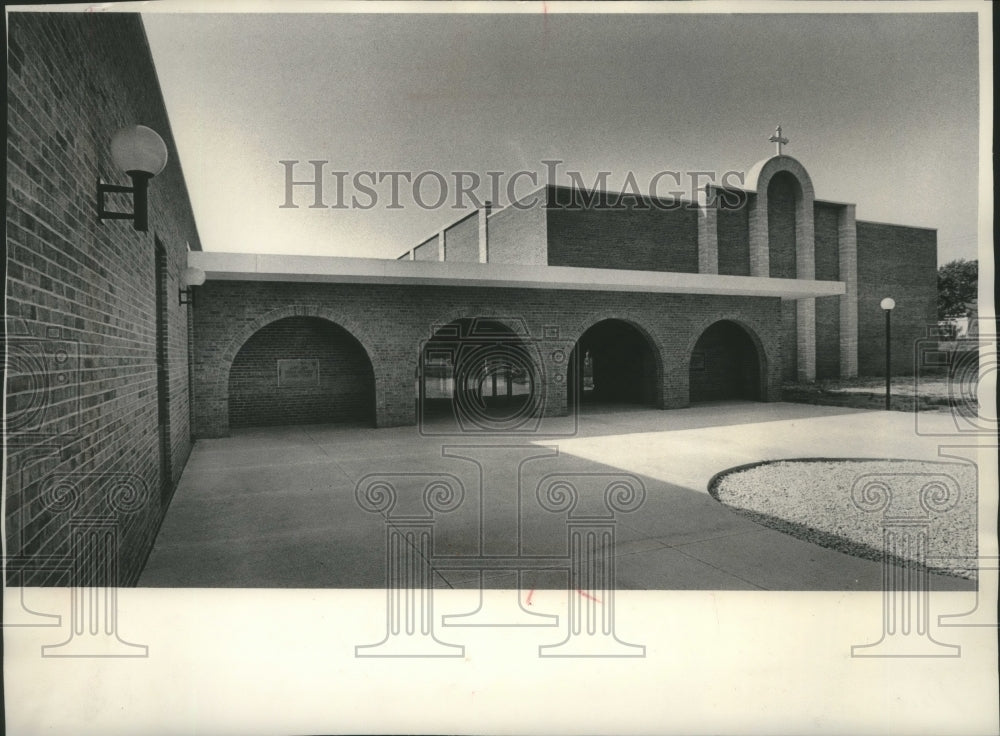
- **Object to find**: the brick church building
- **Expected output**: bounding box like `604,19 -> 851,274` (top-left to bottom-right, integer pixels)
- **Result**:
189,163 -> 936,435
5,12 -> 937,584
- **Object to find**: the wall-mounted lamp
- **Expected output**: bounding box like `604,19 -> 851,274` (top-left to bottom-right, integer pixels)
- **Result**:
96,125 -> 168,232
179,266 -> 206,305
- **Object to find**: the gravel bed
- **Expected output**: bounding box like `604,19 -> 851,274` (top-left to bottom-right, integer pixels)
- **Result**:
710,459 -> 978,580
786,376 -> 959,399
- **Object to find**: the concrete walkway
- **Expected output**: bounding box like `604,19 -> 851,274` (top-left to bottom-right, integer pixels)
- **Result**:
139,401 -> 975,590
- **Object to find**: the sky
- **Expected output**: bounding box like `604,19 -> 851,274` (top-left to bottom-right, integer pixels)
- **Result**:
142,7 -> 983,264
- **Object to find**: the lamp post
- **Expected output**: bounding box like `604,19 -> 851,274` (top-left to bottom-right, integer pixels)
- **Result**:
880,297 -> 895,410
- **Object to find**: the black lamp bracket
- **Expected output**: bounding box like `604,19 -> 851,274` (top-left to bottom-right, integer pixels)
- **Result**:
97,171 -> 152,232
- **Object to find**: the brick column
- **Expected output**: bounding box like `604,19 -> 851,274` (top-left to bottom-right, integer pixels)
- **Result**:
796,199 -> 817,383
795,300 -> 816,382
375,346 -> 416,427
748,193 -> 768,277
696,186 -> 719,274
540,339 -> 569,417
478,201 -> 492,263
191,346 -> 228,438
838,204 -> 859,377
661,346 -> 688,409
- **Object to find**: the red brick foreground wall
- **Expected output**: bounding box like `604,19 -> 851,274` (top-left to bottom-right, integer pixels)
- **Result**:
6,13 -> 201,584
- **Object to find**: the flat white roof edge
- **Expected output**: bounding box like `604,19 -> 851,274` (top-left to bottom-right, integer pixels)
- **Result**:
188,252 -> 845,299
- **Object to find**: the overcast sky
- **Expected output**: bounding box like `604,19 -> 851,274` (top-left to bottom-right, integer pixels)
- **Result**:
142,8 -> 982,264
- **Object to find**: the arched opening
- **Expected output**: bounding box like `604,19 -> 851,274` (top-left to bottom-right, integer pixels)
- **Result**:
689,320 -> 764,403
228,316 -> 375,428
766,170 -> 802,279
568,319 -> 659,410
417,317 -> 542,431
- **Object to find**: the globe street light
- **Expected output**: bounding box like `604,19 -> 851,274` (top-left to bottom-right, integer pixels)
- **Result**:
880,297 -> 896,410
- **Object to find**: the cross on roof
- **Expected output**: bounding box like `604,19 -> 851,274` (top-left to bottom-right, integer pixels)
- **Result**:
769,125 -> 789,155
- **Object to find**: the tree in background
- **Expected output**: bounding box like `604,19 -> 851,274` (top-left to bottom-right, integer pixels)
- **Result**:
937,259 -> 978,320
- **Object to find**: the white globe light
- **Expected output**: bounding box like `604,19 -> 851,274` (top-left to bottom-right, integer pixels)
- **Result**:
110,125 -> 168,176
182,266 -> 207,287
880,297 -> 896,311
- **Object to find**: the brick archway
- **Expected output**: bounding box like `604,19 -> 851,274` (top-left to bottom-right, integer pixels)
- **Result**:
219,305 -> 380,366
745,155 -> 817,381
210,305 -> 382,436
564,310 -> 666,358
565,311 -> 666,410
682,313 -> 776,404
745,155 -> 816,279
416,313 -> 542,426
688,320 -> 765,402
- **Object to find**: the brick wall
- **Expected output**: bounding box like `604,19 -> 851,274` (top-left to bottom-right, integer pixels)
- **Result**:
717,198 -> 751,276
546,186 -> 699,273
856,222 -> 937,375
413,236 -> 438,261
191,282 -> 784,437
5,13 -> 201,585
486,203 -> 547,265
443,212 -> 479,262
228,316 -> 375,427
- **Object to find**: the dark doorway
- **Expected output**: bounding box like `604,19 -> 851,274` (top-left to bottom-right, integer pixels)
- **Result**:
228,316 -> 375,428
568,319 -> 659,409
689,320 -> 763,402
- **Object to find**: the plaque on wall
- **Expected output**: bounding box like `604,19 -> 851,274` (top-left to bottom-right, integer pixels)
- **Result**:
277,359 -> 320,388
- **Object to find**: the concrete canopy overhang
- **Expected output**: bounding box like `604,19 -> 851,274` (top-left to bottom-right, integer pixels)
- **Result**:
188,252 -> 845,300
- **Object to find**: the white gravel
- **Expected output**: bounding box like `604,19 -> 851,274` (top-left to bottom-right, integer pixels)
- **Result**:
712,460 -> 978,579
